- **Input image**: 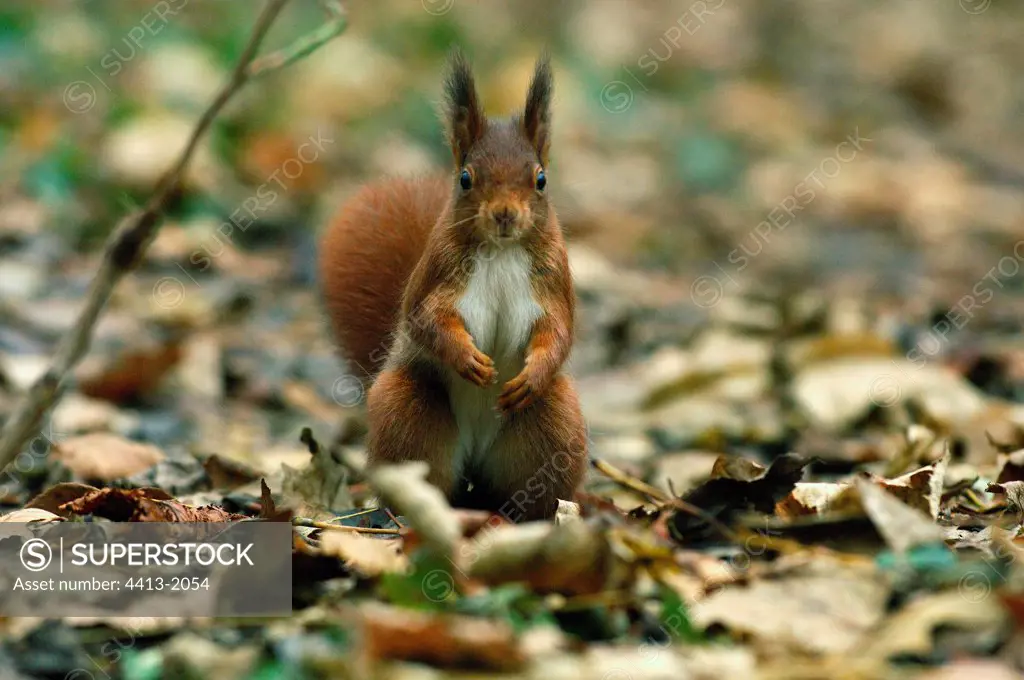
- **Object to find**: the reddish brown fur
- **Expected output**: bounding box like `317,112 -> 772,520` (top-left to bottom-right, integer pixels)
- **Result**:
318,175 -> 449,379
318,52 -> 586,520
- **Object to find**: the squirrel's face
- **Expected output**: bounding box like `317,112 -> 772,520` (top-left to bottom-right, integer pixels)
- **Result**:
454,126 -> 549,242
443,51 -> 552,244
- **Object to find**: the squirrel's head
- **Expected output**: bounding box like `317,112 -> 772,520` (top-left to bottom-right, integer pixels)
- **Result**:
443,50 -> 552,243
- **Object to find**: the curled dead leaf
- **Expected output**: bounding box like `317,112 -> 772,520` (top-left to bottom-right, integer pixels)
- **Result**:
60,488 -> 245,522
853,478 -> 945,553
24,482 -> 99,516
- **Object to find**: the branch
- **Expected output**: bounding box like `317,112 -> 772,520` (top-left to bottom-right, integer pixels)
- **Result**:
247,0 -> 347,77
0,0 -> 344,471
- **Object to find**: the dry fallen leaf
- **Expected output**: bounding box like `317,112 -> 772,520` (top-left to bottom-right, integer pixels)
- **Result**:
202,454 -> 262,490
0,508 -> 64,523
876,449 -> 949,519
916,661 -> 1024,680
555,499 -> 582,524
319,532 -> 408,577
775,482 -> 847,519
856,590 -> 1008,659
709,455 -> 767,481
853,477 -> 945,553
367,461 -> 460,560
52,433 -> 164,482
987,480 -> 1024,518
996,449 -> 1024,483
357,602 -> 525,671
77,339 -> 184,403
24,482 -> 99,516
776,453 -> 949,524
280,428 -> 352,513
463,519 -> 623,595
60,488 -> 245,522
691,561 -> 890,655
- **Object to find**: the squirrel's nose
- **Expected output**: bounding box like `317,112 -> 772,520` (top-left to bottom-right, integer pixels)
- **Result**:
491,207 -> 519,235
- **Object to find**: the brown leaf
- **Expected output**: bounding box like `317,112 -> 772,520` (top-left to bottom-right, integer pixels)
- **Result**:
280,427 -> 352,513
24,482 -> 99,516
453,508 -> 507,539
986,481 -> 1024,515
986,426 -> 1024,455
259,478 -> 276,519
464,520 -> 621,595
774,482 -> 846,519
709,455 -> 766,482
692,562 -> 889,655
257,478 -> 291,521
874,455 -> 947,519
775,454 -> 948,522
52,433 -> 164,482
60,488 -> 245,522
996,450 -> 1024,484
78,340 -> 183,403
358,603 -> 524,671
202,454 -> 261,490
135,486 -> 175,501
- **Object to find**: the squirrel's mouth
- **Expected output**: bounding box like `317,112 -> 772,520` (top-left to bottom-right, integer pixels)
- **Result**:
475,217 -> 524,243
478,203 -> 529,241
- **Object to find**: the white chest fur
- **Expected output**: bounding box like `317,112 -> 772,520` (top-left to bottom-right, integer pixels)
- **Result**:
449,245 -> 542,468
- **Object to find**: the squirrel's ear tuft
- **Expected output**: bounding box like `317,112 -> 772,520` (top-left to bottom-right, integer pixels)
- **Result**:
523,53 -> 553,165
444,49 -> 486,166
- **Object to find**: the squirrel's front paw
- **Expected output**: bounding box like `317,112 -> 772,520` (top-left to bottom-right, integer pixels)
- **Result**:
456,347 -> 497,387
498,367 -> 540,413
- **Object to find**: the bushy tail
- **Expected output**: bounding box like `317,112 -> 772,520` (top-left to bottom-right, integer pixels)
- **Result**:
318,175 -> 448,380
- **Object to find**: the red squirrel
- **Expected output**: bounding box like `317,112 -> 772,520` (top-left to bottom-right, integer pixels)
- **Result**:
318,52 -> 587,521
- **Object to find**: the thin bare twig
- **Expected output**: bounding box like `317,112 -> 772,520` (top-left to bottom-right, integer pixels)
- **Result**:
384,507 -> 404,530
248,1 -> 347,77
292,517 -> 402,536
590,457 -> 670,503
0,0 -> 345,471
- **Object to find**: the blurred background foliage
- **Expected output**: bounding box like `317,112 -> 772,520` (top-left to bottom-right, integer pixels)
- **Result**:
2,0 -> 1022,294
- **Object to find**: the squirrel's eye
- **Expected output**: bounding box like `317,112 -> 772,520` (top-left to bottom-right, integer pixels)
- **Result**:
459,169 -> 472,191
535,168 -> 547,192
